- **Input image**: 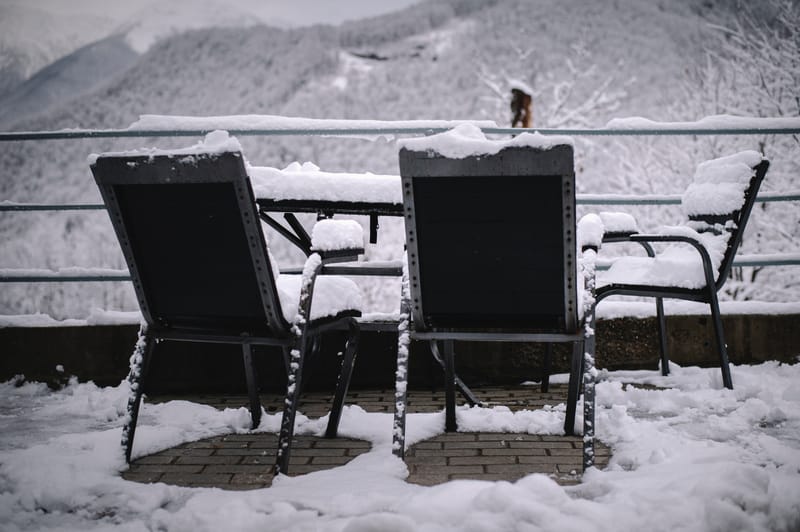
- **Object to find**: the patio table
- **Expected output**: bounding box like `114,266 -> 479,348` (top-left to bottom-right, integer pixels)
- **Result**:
251,165 -> 478,403
250,165 -> 403,275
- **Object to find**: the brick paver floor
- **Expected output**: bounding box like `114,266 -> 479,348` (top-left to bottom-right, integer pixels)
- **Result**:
124,385 -> 609,489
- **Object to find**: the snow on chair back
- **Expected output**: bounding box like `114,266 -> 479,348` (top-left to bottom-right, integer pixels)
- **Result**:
682,151 -> 769,290
399,136 -> 577,333
91,151 -> 286,337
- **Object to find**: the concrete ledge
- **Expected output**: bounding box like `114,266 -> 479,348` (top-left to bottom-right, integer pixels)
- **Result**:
1,314 -> 798,392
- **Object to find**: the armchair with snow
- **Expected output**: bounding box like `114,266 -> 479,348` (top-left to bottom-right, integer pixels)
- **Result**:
91,141 -> 366,475
593,151 -> 769,389
392,126 -> 599,470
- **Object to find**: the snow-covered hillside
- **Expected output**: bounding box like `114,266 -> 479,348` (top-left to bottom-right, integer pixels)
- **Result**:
0,4 -> 115,100
0,0 -> 797,318
0,0 -> 427,105
0,35 -> 139,128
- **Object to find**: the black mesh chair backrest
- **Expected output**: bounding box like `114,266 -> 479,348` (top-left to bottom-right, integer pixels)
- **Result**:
686,159 -> 769,290
91,151 -> 287,337
399,144 -> 577,333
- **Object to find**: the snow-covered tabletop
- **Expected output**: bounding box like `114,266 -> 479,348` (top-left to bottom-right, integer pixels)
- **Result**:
249,162 -> 401,206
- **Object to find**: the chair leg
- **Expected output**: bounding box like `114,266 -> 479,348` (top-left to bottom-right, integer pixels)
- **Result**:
275,254 -> 321,475
708,290 -> 734,390
275,339 -> 309,475
429,340 -> 482,407
582,324 -> 597,471
280,346 -> 291,376
580,248 -> 598,470
242,344 -> 262,430
656,297 -> 670,376
325,319 -> 361,438
122,326 -> 155,463
392,268 -> 412,460
564,340 -> 583,436
443,340 -> 457,432
541,343 -> 553,393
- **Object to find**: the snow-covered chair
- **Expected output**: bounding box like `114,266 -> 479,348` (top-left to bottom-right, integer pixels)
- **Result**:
393,125 -> 599,470
90,145 -> 365,474
595,151 -> 770,389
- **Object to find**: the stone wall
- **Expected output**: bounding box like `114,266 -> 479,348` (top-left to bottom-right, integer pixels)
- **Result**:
1,314 -> 798,392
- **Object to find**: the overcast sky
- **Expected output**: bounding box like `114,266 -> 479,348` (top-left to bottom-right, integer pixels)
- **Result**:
9,0 -> 427,27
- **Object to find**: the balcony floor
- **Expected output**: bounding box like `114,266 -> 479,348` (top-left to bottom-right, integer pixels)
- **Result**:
124,385 -> 610,489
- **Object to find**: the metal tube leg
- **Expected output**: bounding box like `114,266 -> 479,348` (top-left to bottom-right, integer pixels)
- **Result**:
564,340 -> 583,436
242,343 -> 262,430
541,343 -> 553,393
580,247 -> 598,471
444,340 -> 457,432
122,326 -> 155,463
428,340 -> 482,407
325,320 -> 361,438
656,297 -> 669,376
280,346 -> 291,376
392,263 -> 412,460
583,329 -> 597,470
275,253 -> 321,475
275,339 -> 308,475
708,290 -> 734,389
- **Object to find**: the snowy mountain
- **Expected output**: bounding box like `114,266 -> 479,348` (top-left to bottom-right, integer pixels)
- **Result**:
0,0 -> 268,107
0,35 -> 139,128
1,0 -> 794,318
0,4 -> 115,100
118,0 -> 263,53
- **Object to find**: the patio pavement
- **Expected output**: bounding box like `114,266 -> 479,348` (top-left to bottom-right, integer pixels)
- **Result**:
124,385 -> 610,489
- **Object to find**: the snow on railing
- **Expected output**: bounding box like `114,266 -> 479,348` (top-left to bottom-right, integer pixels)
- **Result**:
3,191 -> 799,212
1,114 -> 799,141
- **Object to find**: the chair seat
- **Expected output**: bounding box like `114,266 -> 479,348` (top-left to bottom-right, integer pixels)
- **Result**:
599,226 -> 729,290
276,274 -> 362,323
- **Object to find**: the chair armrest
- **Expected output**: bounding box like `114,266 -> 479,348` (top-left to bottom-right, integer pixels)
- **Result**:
628,225 -> 706,247
626,232 -> 720,288
598,223 -> 718,280
577,213 -> 604,252
598,211 -> 640,240
310,219 -> 365,262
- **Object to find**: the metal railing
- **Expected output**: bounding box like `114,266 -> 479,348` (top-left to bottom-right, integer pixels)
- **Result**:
2,123 -> 799,141
2,122 -> 799,284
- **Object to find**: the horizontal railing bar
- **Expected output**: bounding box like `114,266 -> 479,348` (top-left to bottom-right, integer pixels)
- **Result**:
2,254 -> 798,283
579,195 -> 681,205
594,254 -> 800,271
0,203 -> 106,211
0,268 -> 131,283
4,191 -> 799,212
482,127 -> 800,136
0,128 -> 443,141
0,275 -> 133,282
1,126 -> 800,142
751,191 -> 800,202
732,254 -> 800,267
578,191 -> 800,205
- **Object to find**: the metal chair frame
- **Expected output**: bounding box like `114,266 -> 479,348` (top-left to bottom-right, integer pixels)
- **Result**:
392,145 -> 597,470
91,151 -> 361,474
595,159 -> 770,389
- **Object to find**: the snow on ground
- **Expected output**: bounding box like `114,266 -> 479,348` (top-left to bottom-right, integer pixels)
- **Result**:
1,362 -> 799,531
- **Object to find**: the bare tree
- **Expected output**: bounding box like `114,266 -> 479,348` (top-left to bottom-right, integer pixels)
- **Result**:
660,0 -> 800,300
476,42 -> 631,129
